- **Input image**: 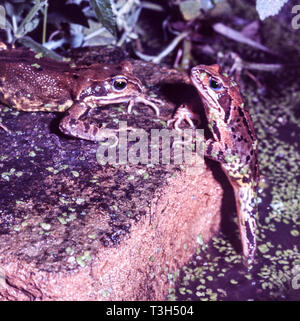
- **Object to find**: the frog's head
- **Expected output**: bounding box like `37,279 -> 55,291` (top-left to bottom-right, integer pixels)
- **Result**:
191,64 -> 241,123
77,61 -> 144,105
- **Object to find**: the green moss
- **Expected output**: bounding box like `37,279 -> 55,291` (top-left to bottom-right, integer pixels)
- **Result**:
31,63 -> 41,69
40,222 -> 51,231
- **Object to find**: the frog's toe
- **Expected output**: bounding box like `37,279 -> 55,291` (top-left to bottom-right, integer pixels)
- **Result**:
133,96 -> 161,116
167,117 -> 183,132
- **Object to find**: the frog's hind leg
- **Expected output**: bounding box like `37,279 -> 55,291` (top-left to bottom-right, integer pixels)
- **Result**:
203,140 -> 258,266
59,102 -> 109,142
233,183 -> 257,267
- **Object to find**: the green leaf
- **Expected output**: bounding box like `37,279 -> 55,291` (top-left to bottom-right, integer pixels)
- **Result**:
17,36 -> 64,61
16,0 -> 44,38
179,0 -> 201,20
90,0 -> 116,36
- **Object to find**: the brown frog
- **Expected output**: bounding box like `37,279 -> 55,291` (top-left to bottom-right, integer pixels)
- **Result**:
0,45 -> 160,141
168,64 -> 259,266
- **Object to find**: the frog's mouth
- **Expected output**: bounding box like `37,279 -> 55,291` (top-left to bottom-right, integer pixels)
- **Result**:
84,95 -> 135,105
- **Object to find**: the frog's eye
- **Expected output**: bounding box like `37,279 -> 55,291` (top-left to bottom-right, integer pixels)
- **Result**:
209,77 -> 223,91
111,77 -> 128,91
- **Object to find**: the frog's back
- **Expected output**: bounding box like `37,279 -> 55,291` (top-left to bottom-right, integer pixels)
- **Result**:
0,48 -> 74,112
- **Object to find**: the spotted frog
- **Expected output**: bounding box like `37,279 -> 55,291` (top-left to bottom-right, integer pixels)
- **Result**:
169,64 -> 259,266
0,45 -> 160,141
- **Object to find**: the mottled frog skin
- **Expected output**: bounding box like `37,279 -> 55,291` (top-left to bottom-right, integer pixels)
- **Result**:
0,46 -> 159,141
169,64 -> 259,266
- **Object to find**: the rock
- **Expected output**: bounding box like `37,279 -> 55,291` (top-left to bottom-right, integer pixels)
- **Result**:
0,161 -> 222,300
0,46 -> 223,300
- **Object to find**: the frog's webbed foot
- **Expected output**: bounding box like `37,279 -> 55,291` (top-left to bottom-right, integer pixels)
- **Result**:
127,95 -> 163,116
167,104 -> 201,132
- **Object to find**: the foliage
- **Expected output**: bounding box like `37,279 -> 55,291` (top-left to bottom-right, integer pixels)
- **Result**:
0,0 -> 288,62
0,1 -> 295,65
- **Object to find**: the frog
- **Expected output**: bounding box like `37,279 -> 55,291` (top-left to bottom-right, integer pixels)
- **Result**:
168,64 -> 259,266
0,45 -> 160,141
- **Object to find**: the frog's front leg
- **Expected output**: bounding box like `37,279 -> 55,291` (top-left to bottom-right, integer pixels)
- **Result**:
167,104 -> 201,132
127,94 -> 162,116
203,139 -> 225,162
59,102 -> 116,142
